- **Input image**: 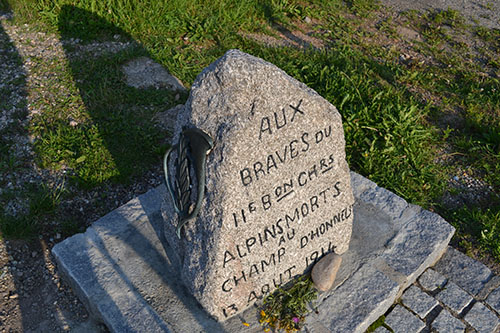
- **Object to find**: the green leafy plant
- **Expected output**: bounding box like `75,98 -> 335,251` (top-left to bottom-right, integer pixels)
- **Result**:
259,275 -> 318,332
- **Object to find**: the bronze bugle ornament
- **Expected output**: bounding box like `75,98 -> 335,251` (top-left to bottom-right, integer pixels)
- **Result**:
163,128 -> 213,239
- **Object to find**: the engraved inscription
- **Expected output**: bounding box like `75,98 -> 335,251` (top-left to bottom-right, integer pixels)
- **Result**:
215,98 -> 352,317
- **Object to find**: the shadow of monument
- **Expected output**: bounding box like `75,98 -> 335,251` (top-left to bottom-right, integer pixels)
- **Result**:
57,5 -> 177,188
55,5 -> 226,331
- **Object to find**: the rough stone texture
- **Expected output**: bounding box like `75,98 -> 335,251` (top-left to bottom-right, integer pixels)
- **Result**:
122,56 -> 185,91
161,49 -> 355,320
401,285 -> 439,319
418,268 -> 447,292
311,253 -> 342,291
434,246 -> 493,296
385,305 -> 425,333
486,285 -> 500,315
464,302 -> 500,333
52,186 -> 261,333
52,187 -> 173,333
431,309 -> 466,333
306,264 -> 399,333
53,172 -> 456,332
478,275 -> 500,301
435,282 -> 473,314
381,207 -> 455,294
349,174 -> 454,297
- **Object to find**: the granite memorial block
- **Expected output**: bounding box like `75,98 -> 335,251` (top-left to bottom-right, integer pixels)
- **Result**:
161,49 -> 354,320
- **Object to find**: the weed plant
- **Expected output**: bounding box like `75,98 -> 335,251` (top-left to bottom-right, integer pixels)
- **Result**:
259,275 -> 317,332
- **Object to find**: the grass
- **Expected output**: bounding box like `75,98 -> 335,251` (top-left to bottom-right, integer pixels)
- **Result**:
0,0 -> 499,323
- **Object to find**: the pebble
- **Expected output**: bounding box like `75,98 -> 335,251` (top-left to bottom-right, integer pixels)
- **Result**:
32,251 -> 37,258
311,253 -> 342,292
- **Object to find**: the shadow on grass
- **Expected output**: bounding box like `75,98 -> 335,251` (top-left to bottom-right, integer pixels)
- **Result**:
49,5 -> 180,189
54,5 -> 226,331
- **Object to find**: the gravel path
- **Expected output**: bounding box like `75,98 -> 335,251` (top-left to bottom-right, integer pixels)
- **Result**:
381,0 -> 500,30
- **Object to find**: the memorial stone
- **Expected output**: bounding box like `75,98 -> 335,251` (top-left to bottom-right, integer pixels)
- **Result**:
161,49 -> 355,321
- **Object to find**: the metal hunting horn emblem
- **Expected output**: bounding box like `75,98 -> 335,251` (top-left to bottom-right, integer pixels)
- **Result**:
163,127 -> 213,239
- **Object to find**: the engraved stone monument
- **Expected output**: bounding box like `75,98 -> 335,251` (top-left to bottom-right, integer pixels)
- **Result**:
161,49 -> 355,321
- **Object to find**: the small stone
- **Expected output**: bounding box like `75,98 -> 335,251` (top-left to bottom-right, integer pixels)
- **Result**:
435,281 -> 473,315
401,285 -> 439,319
373,326 -> 390,332
304,16 -> 312,24
56,233 -> 61,240
385,305 -> 425,333
464,302 -> 500,333
418,268 -> 447,292
311,253 -> 342,291
122,57 -> 185,91
31,251 -> 37,258
431,309 -> 465,332
69,120 -> 78,127
9,293 -> 18,299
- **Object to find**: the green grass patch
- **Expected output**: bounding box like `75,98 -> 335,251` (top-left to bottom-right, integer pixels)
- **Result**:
447,206 -> 500,259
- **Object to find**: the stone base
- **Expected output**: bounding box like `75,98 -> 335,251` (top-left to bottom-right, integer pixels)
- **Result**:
52,172 -> 454,333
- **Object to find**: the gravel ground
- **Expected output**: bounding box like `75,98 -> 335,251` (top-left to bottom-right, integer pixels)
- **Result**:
381,0 -> 500,30
0,1 -> 499,332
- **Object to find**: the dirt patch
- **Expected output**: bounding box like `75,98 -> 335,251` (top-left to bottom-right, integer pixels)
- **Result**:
240,18 -> 325,49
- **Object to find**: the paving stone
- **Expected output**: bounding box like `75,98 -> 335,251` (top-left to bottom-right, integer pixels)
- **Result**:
381,206 -> 454,292
418,268 -> 447,292
431,309 -> 466,333
435,281 -> 473,315
373,326 -> 390,332
401,285 -> 439,318
306,264 -> 399,333
486,285 -> 500,315
434,246 -> 493,296
464,302 -> 500,333
478,275 -> 500,301
385,305 -> 425,333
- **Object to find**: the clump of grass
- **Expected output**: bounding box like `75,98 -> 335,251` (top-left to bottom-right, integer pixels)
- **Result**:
259,275 -> 317,332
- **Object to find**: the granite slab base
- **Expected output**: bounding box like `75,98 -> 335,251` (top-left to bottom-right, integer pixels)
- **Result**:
52,172 -> 455,333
